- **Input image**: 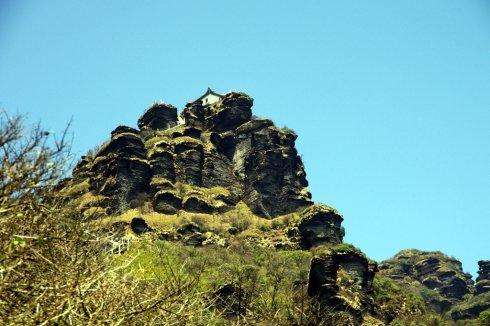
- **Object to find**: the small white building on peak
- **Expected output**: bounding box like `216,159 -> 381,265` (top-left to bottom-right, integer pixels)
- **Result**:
195,88 -> 224,106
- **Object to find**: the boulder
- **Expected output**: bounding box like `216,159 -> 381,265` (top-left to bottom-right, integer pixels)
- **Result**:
212,283 -> 246,316
205,92 -> 253,132
130,217 -> 153,235
183,232 -> 206,246
111,125 -> 139,137
138,102 -> 178,131
181,101 -> 206,128
182,195 -> 215,214
153,190 -> 182,214
176,222 -> 201,235
296,205 -> 345,249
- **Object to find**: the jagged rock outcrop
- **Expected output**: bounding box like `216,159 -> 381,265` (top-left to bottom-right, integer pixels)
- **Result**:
449,260 -> 490,321
379,249 -> 474,313
295,205 -> 345,249
72,128 -> 152,214
476,260 -> 490,295
138,102 -> 178,131
69,91 -> 313,218
307,245 -> 378,324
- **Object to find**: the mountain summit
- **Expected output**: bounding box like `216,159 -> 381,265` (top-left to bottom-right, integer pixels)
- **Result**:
69,91 -> 314,218
56,91 -> 489,324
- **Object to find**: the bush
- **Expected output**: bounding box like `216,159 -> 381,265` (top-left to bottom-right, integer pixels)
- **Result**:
479,310 -> 490,325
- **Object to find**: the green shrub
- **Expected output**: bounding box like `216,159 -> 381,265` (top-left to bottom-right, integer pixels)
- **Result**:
479,310 -> 490,325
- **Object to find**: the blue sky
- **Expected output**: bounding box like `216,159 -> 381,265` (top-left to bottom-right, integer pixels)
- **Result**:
0,1 -> 489,276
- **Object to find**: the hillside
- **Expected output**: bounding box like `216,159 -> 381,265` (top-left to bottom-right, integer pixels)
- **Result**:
1,91 -> 488,325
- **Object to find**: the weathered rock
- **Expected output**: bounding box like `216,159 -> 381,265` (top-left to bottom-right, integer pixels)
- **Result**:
153,190 -> 182,214
138,102 -> 178,131
170,126 -> 202,139
450,260 -> 490,321
87,130 -> 151,213
235,118 -> 273,135
182,195 -> 215,213
476,260 -> 490,295
233,125 -> 312,216
183,232 -> 206,246
307,245 -> 378,323
174,149 -> 203,186
202,151 -> 241,193
111,125 -> 139,137
205,92 -> 253,132
72,156 -> 92,180
212,283 -> 246,316
99,132 -> 145,157
149,149 -> 175,181
296,205 -> 345,249
181,101 -> 206,128
70,90 -> 315,218
379,249 -> 474,313
450,292 -> 490,321
209,131 -> 236,159
149,177 -> 174,190
130,217 -> 153,235
176,222 -> 201,235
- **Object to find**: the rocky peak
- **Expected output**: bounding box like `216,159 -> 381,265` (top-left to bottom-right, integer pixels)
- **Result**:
68,91 -> 313,219
138,102 -> 178,131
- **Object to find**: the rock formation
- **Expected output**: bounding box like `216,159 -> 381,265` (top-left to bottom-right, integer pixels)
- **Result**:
379,249 -> 474,313
295,205 -> 345,249
68,91 -> 312,219
60,90 -> 489,324
476,260 -> 490,295
449,260 -> 490,321
307,245 -> 378,324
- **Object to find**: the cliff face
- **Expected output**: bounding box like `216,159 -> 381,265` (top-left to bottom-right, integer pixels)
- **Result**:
71,92 -> 311,218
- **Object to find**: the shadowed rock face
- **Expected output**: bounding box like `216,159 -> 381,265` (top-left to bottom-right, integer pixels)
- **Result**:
476,260 -> 490,295
79,130 -> 151,213
379,249 -> 474,313
71,91 -> 313,217
296,205 -> 345,249
449,260 -> 490,321
130,217 -> 153,234
307,246 -> 378,324
138,103 -> 178,131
